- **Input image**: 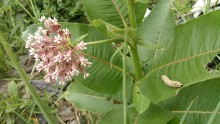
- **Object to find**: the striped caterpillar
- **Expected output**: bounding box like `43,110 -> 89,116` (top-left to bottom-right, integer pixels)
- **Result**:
161,75 -> 183,88
206,54 -> 220,72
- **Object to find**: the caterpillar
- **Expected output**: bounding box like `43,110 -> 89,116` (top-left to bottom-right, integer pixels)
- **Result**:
161,75 -> 183,88
206,54 -> 220,72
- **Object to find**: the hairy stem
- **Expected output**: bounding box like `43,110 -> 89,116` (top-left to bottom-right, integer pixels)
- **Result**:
127,0 -> 142,80
128,0 -> 137,28
130,45 -> 142,80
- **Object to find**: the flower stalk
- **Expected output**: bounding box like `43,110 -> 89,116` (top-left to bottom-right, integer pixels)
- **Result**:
86,38 -> 122,46
123,30 -> 128,124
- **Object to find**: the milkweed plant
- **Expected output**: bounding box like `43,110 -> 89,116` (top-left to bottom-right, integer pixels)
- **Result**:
18,0 -> 220,123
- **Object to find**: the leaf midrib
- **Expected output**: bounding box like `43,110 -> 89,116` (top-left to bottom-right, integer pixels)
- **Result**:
173,110 -> 220,114
143,48 -> 220,80
153,2 -> 172,59
82,52 -> 134,78
67,92 -> 107,100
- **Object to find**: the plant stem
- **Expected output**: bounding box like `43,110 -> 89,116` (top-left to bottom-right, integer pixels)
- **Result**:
123,28 -> 128,124
111,0 -> 129,123
127,0 -> 137,28
112,0 -> 141,123
86,38 -> 122,46
127,0 -> 142,80
130,45 -> 142,79
0,34 -> 58,124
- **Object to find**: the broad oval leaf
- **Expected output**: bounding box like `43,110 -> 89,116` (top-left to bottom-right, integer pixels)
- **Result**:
83,0 -> 147,28
159,78 -> 220,124
92,19 -> 125,39
133,81 -> 150,113
99,104 -> 175,124
92,19 -> 139,44
167,117 -> 183,124
138,0 -> 175,64
65,81 -> 117,114
8,80 -> 18,98
140,10 -> 220,103
22,23 -> 133,94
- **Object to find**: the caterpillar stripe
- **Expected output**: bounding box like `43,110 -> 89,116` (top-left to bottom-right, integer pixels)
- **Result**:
206,54 -> 220,72
161,75 -> 183,88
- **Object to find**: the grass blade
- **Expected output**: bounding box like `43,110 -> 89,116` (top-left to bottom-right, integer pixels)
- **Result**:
0,33 -> 58,124
179,97 -> 198,124
15,0 -> 38,23
207,99 -> 220,124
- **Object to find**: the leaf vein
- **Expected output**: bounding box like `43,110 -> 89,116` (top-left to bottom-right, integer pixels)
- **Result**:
82,52 -> 134,78
144,48 -> 220,79
153,4 -> 171,59
173,110 -> 220,114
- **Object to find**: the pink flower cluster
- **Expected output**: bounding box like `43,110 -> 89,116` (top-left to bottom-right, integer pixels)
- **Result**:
26,16 -> 92,84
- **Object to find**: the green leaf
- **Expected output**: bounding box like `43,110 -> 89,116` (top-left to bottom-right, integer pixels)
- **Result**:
22,24 -> 41,41
65,23 -> 131,94
83,0 -> 126,28
22,23 -> 133,94
110,45 -> 124,65
138,0 -> 175,64
135,2 -> 149,27
159,78 -> 220,124
71,34 -> 88,46
140,10 -> 220,103
99,104 -> 175,124
83,0 -> 147,28
92,19 -> 125,39
4,97 -> 18,113
135,0 -> 149,3
65,81 -> 117,114
133,82 -> 150,113
207,99 -> 220,124
167,117 -> 182,124
92,19 -> 139,45
5,106 -> 17,113
6,114 -> 13,124
8,80 -> 18,98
